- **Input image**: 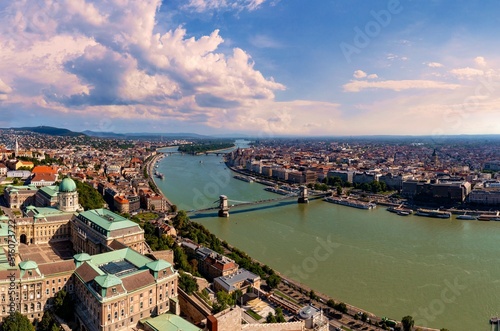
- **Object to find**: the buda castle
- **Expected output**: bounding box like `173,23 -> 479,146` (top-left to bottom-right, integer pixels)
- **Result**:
0,177 -> 179,331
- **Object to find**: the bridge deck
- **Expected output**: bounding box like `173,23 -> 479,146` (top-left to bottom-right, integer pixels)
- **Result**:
188,193 -> 329,214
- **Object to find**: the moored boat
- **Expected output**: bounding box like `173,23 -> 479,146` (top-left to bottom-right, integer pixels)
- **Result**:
387,206 -> 413,214
415,208 -> 451,219
477,214 -> 500,221
324,196 -> 376,210
234,175 -> 255,183
456,214 -> 477,220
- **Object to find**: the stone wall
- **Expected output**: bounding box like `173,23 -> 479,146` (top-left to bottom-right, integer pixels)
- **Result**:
178,288 -> 211,325
242,321 -> 305,331
213,307 -> 243,331
214,307 -> 305,331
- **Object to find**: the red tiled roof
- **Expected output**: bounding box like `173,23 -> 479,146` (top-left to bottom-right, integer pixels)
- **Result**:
121,270 -> 155,292
75,263 -> 100,283
38,260 -> 75,276
114,196 -> 129,204
32,165 -> 59,174
31,173 -> 57,182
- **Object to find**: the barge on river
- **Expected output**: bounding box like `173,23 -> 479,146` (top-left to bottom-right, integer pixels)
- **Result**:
324,196 -> 376,210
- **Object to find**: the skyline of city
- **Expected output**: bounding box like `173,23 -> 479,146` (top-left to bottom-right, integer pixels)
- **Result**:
1,0 -> 500,136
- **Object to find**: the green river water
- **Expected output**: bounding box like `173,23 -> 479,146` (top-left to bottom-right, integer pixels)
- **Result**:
154,142 -> 500,331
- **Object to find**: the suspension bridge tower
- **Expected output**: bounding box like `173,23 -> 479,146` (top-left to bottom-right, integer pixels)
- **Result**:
218,195 -> 230,217
298,186 -> 309,204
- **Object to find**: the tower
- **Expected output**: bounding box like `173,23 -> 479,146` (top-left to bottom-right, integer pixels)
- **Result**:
58,176 -> 79,212
432,149 -> 439,165
298,185 -> 309,203
218,195 -> 229,217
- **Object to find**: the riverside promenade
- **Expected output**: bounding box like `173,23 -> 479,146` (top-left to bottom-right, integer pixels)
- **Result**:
145,152 -> 174,209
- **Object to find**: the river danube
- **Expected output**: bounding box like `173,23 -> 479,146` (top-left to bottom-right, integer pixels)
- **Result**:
155,141 -> 500,331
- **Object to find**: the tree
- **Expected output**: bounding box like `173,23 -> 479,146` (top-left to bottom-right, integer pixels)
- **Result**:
266,312 -> 277,323
327,299 -> 335,308
74,179 -> 105,210
266,274 -> 281,289
336,185 -> 343,196
1,311 -> 35,331
212,291 -> 234,313
232,289 -> 243,306
401,315 -> 414,331
39,311 -> 54,331
275,307 -> 286,322
53,289 -> 73,320
173,210 -> 189,231
174,246 -> 192,272
334,302 -> 347,313
178,272 -> 199,295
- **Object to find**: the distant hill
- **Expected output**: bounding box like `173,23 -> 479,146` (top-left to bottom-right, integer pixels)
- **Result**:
81,130 -> 126,138
82,130 -> 210,139
9,126 -> 86,137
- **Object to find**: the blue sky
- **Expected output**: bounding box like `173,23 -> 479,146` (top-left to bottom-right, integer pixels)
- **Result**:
0,0 -> 499,136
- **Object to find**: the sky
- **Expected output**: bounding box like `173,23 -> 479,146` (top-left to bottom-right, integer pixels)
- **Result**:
0,0 -> 499,136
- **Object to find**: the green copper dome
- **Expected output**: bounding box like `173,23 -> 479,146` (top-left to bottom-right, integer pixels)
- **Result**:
59,176 -> 77,192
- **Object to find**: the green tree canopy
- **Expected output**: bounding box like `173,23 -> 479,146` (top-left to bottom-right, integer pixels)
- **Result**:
39,311 -> 54,331
178,272 -> 199,295
1,311 -> 35,331
174,247 -> 192,273
274,307 -> 286,322
266,274 -> 281,289
53,289 -> 74,320
75,180 -> 105,210
212,290 -> 235,313
266,312 -> 277,323
401,315 -> 415,331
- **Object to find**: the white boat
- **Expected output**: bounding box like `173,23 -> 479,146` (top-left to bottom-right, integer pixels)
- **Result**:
415,209 -> 451,219
324,197 -> 375,210
234,175 -> 254,183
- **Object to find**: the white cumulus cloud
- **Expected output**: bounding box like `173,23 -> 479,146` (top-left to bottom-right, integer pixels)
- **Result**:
474,56 -> 487,67
449,67 -> 485,79
427,62 -> 443,68
343,79 -> 461,92
184,0 -> 269,12
0,0 -> 292,133
353,70 -> 367,79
